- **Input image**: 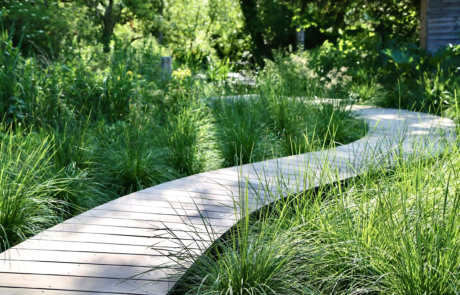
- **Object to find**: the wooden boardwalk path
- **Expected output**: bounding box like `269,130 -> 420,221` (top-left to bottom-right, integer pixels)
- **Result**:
0,107 -> 456,294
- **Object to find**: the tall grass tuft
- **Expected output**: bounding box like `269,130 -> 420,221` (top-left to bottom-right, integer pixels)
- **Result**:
96,120 -> 177,195
211,97 -> 265,166
0,126 -> 63,251
257,92 -> 311,156
312,101 -> 367,147
158,105 -> 208,176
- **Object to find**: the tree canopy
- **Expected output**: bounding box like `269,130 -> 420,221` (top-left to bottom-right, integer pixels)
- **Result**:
1,0 -> 421,65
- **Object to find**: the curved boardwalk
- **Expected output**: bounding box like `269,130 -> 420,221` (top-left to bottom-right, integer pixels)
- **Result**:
0,107 -> 456,294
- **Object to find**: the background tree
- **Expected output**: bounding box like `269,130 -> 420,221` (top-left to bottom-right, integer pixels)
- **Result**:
1,0 -> 76,57
156,0 -> 249,64
349,0 -> 420,44
77,0 -> 160,52
239,0 -> 297,66
284,0 -> 420,48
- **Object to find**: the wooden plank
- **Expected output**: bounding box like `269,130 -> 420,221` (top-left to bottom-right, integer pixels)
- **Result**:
60,215 -> 229,232
428,17 -> 459,24
122,189 -> 255,207
428,33 -> 460,40
139,185 -> 252,200
94,202 -> 235,215
428,22 -> 459,29
0,260 -> 175,281
45,223 -> 225,241
90,202 -> 237,220
428,27 -> 460,34
132,187 -> 268,207
428,4 -> 460,10
427,12 -> 460,17
10,239 -> 199,256
0,249 -> 169,267
150,178 -> 277,198
123,190 -> 243,207
0,288 -> 115,295
77,208 -> 237,225
27,232 -> 186,251
173,172 -> 270,188
0,273 -> 172,294
428,1 -> 460,8
153,176 -> 266,192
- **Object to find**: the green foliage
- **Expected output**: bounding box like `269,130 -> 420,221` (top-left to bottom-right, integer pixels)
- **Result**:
45,119 -> 113,212
0,28 -> 25,123
239,0 -> 297,65
263,35 -> 460,119
417,69 -> 455,111
287,0 -> 420,47
0,15 -> 367,254
165,0 -> 250,62
1,1 -> 75,56
175,221 -> 304,294
4,1 -> 460,293
0,26 -> 167,126
256,55 -> 365,155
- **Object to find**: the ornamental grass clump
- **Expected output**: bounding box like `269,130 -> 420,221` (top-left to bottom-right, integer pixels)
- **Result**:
211,97 -> 266,166
0,127 -> 63,251
95,119 -> 177,195
158,104 -> 210,176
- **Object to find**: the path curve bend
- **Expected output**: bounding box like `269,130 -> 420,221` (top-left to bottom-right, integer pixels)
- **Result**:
0,107 -> 456,294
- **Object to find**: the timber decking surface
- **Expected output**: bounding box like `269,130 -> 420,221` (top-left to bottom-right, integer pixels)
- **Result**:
0,107 -> 456,295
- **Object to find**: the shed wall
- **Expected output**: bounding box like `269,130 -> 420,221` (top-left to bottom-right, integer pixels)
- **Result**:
426,0 -> 460,52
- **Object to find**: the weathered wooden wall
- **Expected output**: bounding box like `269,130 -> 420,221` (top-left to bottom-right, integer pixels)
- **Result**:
424,0 -> 460,52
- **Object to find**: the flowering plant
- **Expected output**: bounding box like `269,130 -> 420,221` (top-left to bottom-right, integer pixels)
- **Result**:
172,68 -> 192,81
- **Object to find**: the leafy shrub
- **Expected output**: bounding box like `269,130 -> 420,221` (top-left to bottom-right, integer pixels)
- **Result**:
0,29 -> 30,123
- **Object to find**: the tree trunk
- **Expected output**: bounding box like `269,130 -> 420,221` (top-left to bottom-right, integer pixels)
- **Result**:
102,0 -> 117,53
158,0 -> 164,44
376,19 -> 386,45
239,0 -> 273,67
